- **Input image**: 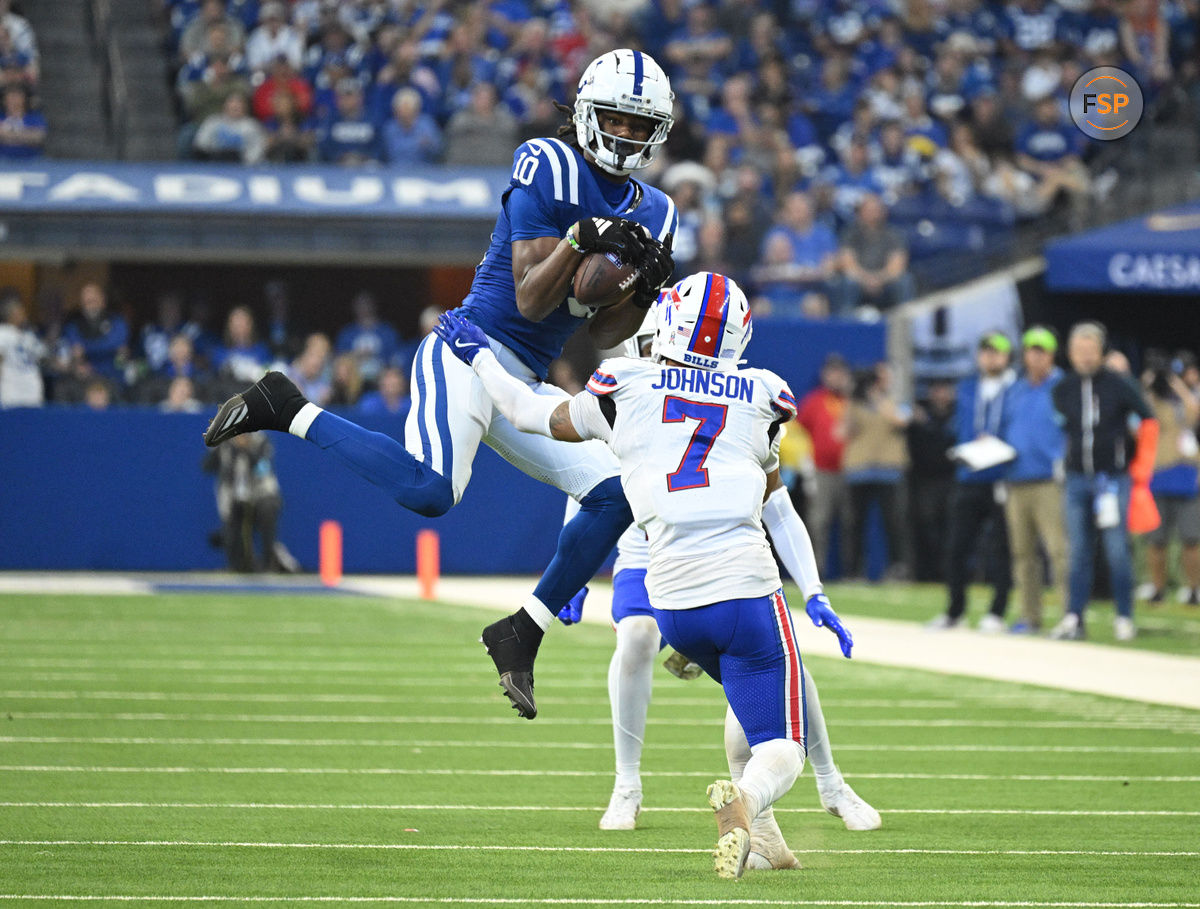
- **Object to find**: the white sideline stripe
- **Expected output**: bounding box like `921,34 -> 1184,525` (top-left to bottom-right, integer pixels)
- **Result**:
11,711 -> 1200,732
5,736 -> 1200,755
3,736 -> 1197,755
1,766 -> 1197,781
0,841 -> 1196,858
1,901 -> 1197,908
1,802 -> 1196,818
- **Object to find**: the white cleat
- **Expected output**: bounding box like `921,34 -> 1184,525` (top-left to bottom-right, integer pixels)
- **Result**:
1114,616 -> 1137,642
746,827 -> 802,870
706,780 -> 751,880
925,613 -> 961,631
598,788 -> 642,830
819,779 -> 882,831
977,613 -> 1007,634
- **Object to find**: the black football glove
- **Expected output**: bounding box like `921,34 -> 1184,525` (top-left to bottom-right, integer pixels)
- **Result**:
631,232 -> 674,309
567,216 -> 648,264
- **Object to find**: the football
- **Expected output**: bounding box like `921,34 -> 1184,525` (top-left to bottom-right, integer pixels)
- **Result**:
573,251 -> 640,310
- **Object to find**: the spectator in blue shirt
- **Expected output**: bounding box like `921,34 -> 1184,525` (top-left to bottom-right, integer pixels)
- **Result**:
62,283 -> 129,382
807,53 -> 860,141
212,305 -> 270,384
825,140 -> 886,224
1000,326 -> 1067,633
141,292 -> 202,374
705,72 -> 756,141
937,0 -> 1002,54
872,119 -> 919,202
335,291 -> 400,386
1001,0 -> 1064,57
382,86 -> 442,165
0,83 -> 44,159
357,365 -> 411,419
901,87 -> 948,148
663,2 -> 732,103
317,78 -> 382,165
1015,93 -> 1090,210
751,191 -> 839,313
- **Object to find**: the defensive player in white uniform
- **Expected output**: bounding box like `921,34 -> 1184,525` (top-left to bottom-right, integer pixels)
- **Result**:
560,315 -> 879,843
435,272 -> 871,879
203,52 -> 677,692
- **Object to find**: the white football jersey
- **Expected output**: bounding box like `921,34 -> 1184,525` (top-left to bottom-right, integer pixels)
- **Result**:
570,356 -> 797,610
612,520 -> 649,576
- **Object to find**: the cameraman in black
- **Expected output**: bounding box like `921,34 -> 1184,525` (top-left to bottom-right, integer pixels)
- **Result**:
204,432 -> 290,573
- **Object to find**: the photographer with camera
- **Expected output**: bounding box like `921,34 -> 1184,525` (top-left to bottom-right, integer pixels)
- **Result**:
1138,349 -> 1200,606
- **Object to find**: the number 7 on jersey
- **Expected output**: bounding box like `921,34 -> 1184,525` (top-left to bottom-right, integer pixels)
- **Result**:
662,396 -> 728,491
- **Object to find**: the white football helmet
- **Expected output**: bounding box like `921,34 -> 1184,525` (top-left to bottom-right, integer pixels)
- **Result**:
574,49 -> 674,176
652,272 -> 752,370
623,305 -> 659,358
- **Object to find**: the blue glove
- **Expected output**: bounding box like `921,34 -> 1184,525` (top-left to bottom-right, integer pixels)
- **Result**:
806,593 -> 853,659
433,312 -> 488,365
558,586 -> 587,626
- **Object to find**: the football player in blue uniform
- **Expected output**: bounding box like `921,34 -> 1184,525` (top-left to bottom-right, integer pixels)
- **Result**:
204,50 -> 678,716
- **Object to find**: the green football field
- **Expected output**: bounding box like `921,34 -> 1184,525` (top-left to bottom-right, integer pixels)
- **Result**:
1,590 -> 1198,907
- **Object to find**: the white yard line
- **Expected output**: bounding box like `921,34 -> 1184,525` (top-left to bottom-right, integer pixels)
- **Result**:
0,840 -> 1196,857
0,766 -> 1194,781
0,899 -> 1196,907
10,711 -> 1200,731
0,802 -> 1195,817
4,737 -> 1199,753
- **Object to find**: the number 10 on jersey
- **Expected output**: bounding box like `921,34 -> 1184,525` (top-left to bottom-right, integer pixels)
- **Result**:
662,396 -> 728,492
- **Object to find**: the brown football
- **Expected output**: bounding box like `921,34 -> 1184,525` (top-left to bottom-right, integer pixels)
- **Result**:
572,251 -> 640,310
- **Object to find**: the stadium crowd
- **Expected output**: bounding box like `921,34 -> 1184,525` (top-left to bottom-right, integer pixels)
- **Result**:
157,0 -> 1198,309
0,0 -> 44,160
0,281 -> 433,419
788,324 -> 1200,640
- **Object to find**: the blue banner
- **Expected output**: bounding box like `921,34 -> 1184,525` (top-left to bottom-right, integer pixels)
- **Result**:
0,320 -> 885,573
0,161 -> 512,218
1044,202 -> 1200,294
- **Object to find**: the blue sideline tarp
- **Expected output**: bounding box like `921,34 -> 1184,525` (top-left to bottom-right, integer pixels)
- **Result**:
1044,201 -> 1200,294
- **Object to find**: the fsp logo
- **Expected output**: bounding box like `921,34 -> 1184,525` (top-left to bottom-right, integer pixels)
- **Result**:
1069,67 -> 1144,140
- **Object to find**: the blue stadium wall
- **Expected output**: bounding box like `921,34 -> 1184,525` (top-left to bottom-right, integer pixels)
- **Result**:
0,320 -> 885,573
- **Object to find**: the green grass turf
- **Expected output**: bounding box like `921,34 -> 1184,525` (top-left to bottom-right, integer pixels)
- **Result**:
1,591 -> 1198,907
814,580 -> 1200,655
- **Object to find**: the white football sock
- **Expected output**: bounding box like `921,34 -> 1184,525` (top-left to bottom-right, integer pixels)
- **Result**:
737,738 -> 805,822
521,595 -> 555,632
609,615 -> 659,791
724,704 -> 751,782
802,665 -> 841,791
724,706 -> 785,836
289,402 -> 323,439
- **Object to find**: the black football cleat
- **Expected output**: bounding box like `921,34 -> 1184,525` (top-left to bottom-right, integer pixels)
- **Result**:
480,614 -> 541,719
204,371 -> 308,447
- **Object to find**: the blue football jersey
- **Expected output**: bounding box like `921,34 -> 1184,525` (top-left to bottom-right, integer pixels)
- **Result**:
459,136 -> 678,379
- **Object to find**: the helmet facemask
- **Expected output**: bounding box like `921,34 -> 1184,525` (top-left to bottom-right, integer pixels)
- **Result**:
573,49 -> 675,177
575,101 -> 673,176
